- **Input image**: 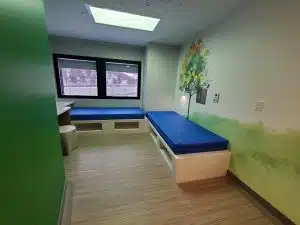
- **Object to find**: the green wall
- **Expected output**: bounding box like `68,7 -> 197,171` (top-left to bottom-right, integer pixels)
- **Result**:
191,113 -> 300,224
0,1 -> 65,224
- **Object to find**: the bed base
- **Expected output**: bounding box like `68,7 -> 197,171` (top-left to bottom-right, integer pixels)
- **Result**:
146,117 -> 231,183
71,119 -> 147,135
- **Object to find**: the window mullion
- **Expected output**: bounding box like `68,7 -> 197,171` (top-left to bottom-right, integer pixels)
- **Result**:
96,58 -> 106,98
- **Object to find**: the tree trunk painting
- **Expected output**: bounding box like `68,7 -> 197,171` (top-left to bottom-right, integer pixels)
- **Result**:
178,39 -> 211,120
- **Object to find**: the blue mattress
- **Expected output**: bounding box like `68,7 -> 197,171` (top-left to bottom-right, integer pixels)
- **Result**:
146,111 -> 228,155
70,107 -> 145,120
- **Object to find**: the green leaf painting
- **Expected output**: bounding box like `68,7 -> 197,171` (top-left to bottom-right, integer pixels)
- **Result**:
190,112 -> 300,225
179,39 -> 210,95
179,39 -> 211,118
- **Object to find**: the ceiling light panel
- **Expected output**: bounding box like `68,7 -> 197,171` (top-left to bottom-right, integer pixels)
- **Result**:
87,6 -> 160,31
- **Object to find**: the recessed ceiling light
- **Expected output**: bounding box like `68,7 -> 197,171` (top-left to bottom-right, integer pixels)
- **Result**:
86,5 -> 160,31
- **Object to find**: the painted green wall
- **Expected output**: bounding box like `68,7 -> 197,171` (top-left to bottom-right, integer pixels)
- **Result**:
190,113 -> 300,223
0,1 -> 65,224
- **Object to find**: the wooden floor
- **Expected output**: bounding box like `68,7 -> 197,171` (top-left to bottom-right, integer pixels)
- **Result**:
64,133 -> 284,225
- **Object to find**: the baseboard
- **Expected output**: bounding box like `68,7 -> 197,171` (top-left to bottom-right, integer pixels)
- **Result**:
227,171 -> 295,225
58,181 -> 74,225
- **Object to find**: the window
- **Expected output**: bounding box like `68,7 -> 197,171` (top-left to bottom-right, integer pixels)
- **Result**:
105,62 -> 139,97
57,58 -> 97,97
53,54 -> 141,99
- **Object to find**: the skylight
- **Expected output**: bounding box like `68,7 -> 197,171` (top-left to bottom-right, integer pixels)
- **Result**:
87,5 -> 160,31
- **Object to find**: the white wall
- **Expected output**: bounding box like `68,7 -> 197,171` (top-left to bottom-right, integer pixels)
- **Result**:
49,36 -> 145,107
174,0 -> 300,132
144,43 -> 179,111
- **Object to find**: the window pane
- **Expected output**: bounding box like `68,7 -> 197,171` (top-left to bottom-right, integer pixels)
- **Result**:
58,58 -> 97,96
106,62 -> 138,97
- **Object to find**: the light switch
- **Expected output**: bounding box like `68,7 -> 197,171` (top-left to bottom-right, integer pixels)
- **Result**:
255,100 -> 264,112
213,93 -> 220,103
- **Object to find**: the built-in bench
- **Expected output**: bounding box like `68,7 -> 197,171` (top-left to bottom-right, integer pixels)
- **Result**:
70,107 -> 147,134
146,111 -> 231,183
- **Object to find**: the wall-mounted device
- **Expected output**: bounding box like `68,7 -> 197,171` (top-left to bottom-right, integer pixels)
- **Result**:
255,100 -> 264,112
213,93 -> 220,103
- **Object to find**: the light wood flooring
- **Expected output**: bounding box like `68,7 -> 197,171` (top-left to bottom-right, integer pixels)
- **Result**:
64,133 -> 284,225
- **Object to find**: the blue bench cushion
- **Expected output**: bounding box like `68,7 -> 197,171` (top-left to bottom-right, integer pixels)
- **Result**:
70,107 -> 145,120
146,111 -> 228,155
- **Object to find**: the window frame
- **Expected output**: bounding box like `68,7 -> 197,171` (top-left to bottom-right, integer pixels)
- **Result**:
53,54 -> 142,100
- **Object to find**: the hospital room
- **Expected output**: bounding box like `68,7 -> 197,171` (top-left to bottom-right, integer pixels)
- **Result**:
2,0 -> 300,224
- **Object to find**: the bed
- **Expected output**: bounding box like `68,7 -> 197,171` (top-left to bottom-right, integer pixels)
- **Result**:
146,111 -> 228,155
70,107 -> 147,134
145,111 -> 231,183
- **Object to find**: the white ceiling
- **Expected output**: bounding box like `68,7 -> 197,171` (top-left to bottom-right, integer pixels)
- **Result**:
44,0 -> 243,46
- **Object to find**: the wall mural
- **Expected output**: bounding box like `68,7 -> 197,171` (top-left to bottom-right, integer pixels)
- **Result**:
179,39 -> 300,224
179,39 -> 210,118
190,113 -> 300,224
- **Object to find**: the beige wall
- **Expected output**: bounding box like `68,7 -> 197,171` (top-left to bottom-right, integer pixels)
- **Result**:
144,43 -> 179,111
49,36 -> 145,107
174,0 -> 300,132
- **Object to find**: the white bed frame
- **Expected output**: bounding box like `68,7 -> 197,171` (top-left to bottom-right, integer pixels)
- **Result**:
145,117 -> 231,183
71,119 -> 148,135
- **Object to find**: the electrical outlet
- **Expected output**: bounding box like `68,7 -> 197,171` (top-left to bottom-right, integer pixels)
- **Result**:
255,100 -> 264,112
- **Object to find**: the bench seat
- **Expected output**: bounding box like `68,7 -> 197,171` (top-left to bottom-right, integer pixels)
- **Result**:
70,107 -> 145,121
145,111 -> 230,183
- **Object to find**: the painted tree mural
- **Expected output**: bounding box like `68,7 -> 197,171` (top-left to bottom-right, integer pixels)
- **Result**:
179,39 -> 210,118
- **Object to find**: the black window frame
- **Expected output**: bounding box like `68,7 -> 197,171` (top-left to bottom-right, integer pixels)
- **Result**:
53,54 -> 142,100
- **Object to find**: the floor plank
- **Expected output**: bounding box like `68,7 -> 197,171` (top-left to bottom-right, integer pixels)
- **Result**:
64,133 -> 283,225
